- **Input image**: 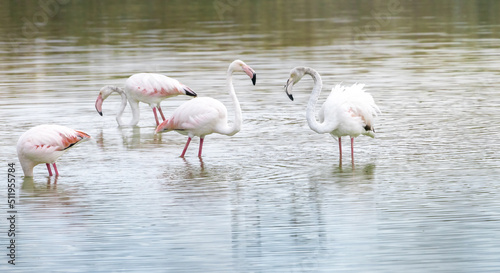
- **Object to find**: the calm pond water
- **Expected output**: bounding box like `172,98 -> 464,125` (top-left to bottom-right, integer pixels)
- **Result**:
1,0 -> 500,272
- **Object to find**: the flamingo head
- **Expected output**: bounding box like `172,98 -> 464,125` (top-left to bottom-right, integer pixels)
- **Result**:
155,119 -> 169,134
285,67 -> 308,101
229,60 -> 256,85
95,86 -> 119,116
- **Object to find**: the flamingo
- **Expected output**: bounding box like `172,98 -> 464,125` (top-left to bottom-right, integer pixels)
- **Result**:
155,60 -> 256,157
284,67 -> 380,164
17,124 -> 92,177
95,73 -> 197,126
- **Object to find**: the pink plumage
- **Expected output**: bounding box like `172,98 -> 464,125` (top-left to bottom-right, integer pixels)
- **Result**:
95,73 -> 197,126
125,73 -> 193,102
156,60 -> 256,158
159,97 -> 229,135
17,124 -> 91,177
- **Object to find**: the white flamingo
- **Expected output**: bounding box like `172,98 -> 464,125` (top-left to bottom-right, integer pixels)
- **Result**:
17,124 -> 92,177
95,73 -> 197,126
155,60 -> 256,157
285,67 -> 380,164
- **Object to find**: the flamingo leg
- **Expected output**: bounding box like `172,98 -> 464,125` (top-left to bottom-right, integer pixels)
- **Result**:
46,163 -> 53,176
338,137 -> 342,164
52,163 -> 59,176
351,137 -> 354,164
198,138 -> 204,158
157,105 -> 166,121
153,108 -> 160,126
180,137 -> 192,157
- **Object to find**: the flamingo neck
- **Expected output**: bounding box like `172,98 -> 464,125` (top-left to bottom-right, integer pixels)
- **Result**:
110,87 -> 139,126
222,69 -> 242,136
305,68 -> 330,134
18,156 -> 34,177
114,88 -> 128,126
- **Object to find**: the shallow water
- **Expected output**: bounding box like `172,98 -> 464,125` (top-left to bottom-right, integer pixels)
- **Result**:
1,0 -> 500,272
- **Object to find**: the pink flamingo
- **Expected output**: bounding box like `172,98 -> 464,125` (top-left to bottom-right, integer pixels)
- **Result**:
285,67 -> 380,164
155,60 -> 256,157
17,124 -> 92,177
95,73 -> 197,126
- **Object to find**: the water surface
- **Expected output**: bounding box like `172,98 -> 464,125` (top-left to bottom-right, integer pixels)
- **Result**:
1,1 -> 500,272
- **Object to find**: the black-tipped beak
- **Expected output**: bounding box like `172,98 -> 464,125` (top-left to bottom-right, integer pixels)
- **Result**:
285,79 -> 294,101
251,73 -> 256,85
95,94 -> 104,116
184,87 -> 197,97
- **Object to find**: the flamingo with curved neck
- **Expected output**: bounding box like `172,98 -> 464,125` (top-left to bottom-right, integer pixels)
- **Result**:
285,66 -> 380,164
95,73 -> 197,126
155,60 -> 256,157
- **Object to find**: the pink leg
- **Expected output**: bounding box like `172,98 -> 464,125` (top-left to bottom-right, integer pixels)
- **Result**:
180,137 -> 192,157
52,163 -> 59,176
351,137 -> 354,164
157,105 -> 166,121
198,138 -> 204,158
338,137 -> 342,164
46,163 -> 53,176
153,108 -> 160,126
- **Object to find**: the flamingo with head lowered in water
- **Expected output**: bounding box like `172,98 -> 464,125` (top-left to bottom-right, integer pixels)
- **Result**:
284,66 -> 380,164
155,60 -> 256,158
95,73 -> 197,126
17,124 -> 92,177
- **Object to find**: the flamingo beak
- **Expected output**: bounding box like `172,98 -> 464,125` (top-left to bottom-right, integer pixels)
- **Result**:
243,65 -> 256,85
155,120 -> 167,134
183,85 -> 197,97
285,78 -> 294,101
95,94 -> 104,116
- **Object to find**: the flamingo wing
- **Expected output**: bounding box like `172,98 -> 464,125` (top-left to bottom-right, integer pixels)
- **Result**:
126,73 -> 188,100
342,83 -> 380,130
17,124 -> 91,169
160,97 -> 227,133
322,83 -> 380,136
20,125 -> 90,158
